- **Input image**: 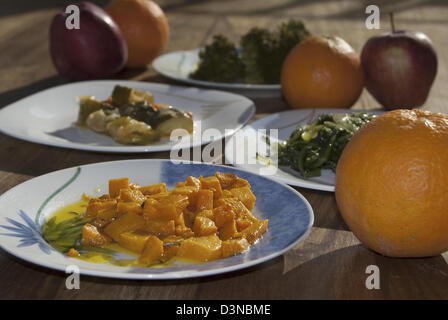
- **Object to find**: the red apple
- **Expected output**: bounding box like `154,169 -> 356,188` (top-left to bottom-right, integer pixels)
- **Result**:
361,20 -> 437,110
50,2 -> 128,81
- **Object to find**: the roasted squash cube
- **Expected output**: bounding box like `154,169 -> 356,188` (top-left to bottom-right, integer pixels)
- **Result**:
143,194 -> 187,220
228,177 -> 251,189
109,178 -> 130,198
236,219 -> 252,232
144,219 -> 175,236
215,172 -> 237,189
104,213 -> 145,242
82,223 -> 112,247
219,220 -> 239,240
216,198 -> 257,222
213,204 -> 236,227
96,206 -> 117,221
193,216 -> 218,236
139,235 -> 163,266
175,225 -> 195,238
196,209 -> 214,220
139,183 -> 167,196
118,231 -> 151,254
177,234 -> 222,262
162,245 -> 180,262
199,176 -> 223,199
171,185 -> 199,205
185,176 -> 201,189
229,187 -> 256,210
196,189 -> 213,212
146,192 -> 170,200
117,201 -> 143,215
175,212 -> 186,228
118,188 -> 146,204
240,219 -> 268,244
221,238 -> 250,258
85,198 -> 117,218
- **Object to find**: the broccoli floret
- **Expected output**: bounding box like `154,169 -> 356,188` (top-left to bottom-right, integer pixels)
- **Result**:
190,35 -> 245,83
240,19 -> 311,84
240,27 -> 274,84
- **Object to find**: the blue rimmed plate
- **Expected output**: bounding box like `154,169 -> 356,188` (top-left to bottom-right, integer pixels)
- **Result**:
0,160 -> 313,279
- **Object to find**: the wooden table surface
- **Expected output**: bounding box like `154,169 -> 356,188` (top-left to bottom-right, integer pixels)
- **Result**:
1,0 -> 448,300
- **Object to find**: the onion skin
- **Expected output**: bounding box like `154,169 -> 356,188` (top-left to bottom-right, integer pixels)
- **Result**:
49,2 -> 128,81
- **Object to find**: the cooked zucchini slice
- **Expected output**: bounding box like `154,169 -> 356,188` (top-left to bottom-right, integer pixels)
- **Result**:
106,116 -> 160,145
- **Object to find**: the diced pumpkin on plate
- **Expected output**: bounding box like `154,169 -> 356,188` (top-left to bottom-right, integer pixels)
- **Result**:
118,231 -> 151,254
139,235 -> 164,266
109,177 -> 130,198
96,206 -> 117,221
219,220 -> 239,240
143,195 -> 187,220
215,172 -> 237,189
222,238 -> 250,258
82,223 -> 112,247
85,198 -> 117,218
196,209 -> 214,220
236,219 -> 252,232
193,216 -> 218,236
117,201 -> 143,215
199,176 -> 223,199
177,234 -> 222,262
103,213 -> 146,242
229,187 -> 256,210
144,219 -> 175,236
185,176 -> 201,189
171,185 -> 199,205
175,225 -> 194,238
216,198 -> 258,222
118,188 -> 146,204
139,183 -> 167,196
228,177 -> 251,189
240,219 -> 268,244
196,189 -> 214,212
213,204 -> 236,227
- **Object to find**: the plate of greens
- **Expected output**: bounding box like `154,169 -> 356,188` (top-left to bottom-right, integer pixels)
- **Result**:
225,109 -> 383,192
152,20 -> 310,95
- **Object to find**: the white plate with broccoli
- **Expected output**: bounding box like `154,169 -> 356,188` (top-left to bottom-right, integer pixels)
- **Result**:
152,48 -> 282,94
225,109 -> 383,192
152,20 -> 310,96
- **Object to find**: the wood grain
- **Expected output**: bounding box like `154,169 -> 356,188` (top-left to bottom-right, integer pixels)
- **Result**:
0,0 -> 448,299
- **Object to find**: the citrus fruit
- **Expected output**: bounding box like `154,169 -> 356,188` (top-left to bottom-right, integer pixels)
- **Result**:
281,35 -> 364,109
335,109 -> 448,257
106,0 -> 169,67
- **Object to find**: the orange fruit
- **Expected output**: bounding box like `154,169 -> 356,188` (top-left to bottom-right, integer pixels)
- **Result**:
335,109 -> 448,257
106,0 -> 169,67
281,35 -> 364,109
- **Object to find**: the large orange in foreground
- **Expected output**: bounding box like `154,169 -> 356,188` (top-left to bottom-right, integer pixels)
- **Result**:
335,109 -> 448,257
281,35 -> 364,109
106,0 -> 169,67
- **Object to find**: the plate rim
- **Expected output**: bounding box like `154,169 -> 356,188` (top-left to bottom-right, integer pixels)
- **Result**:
0,159 -> 314,280
152,49 -> 282,90
225,108 -> 385,192
0,80 -> 256,153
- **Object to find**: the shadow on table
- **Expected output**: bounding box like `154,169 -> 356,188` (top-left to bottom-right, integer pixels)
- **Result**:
277,244 -> 448,299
